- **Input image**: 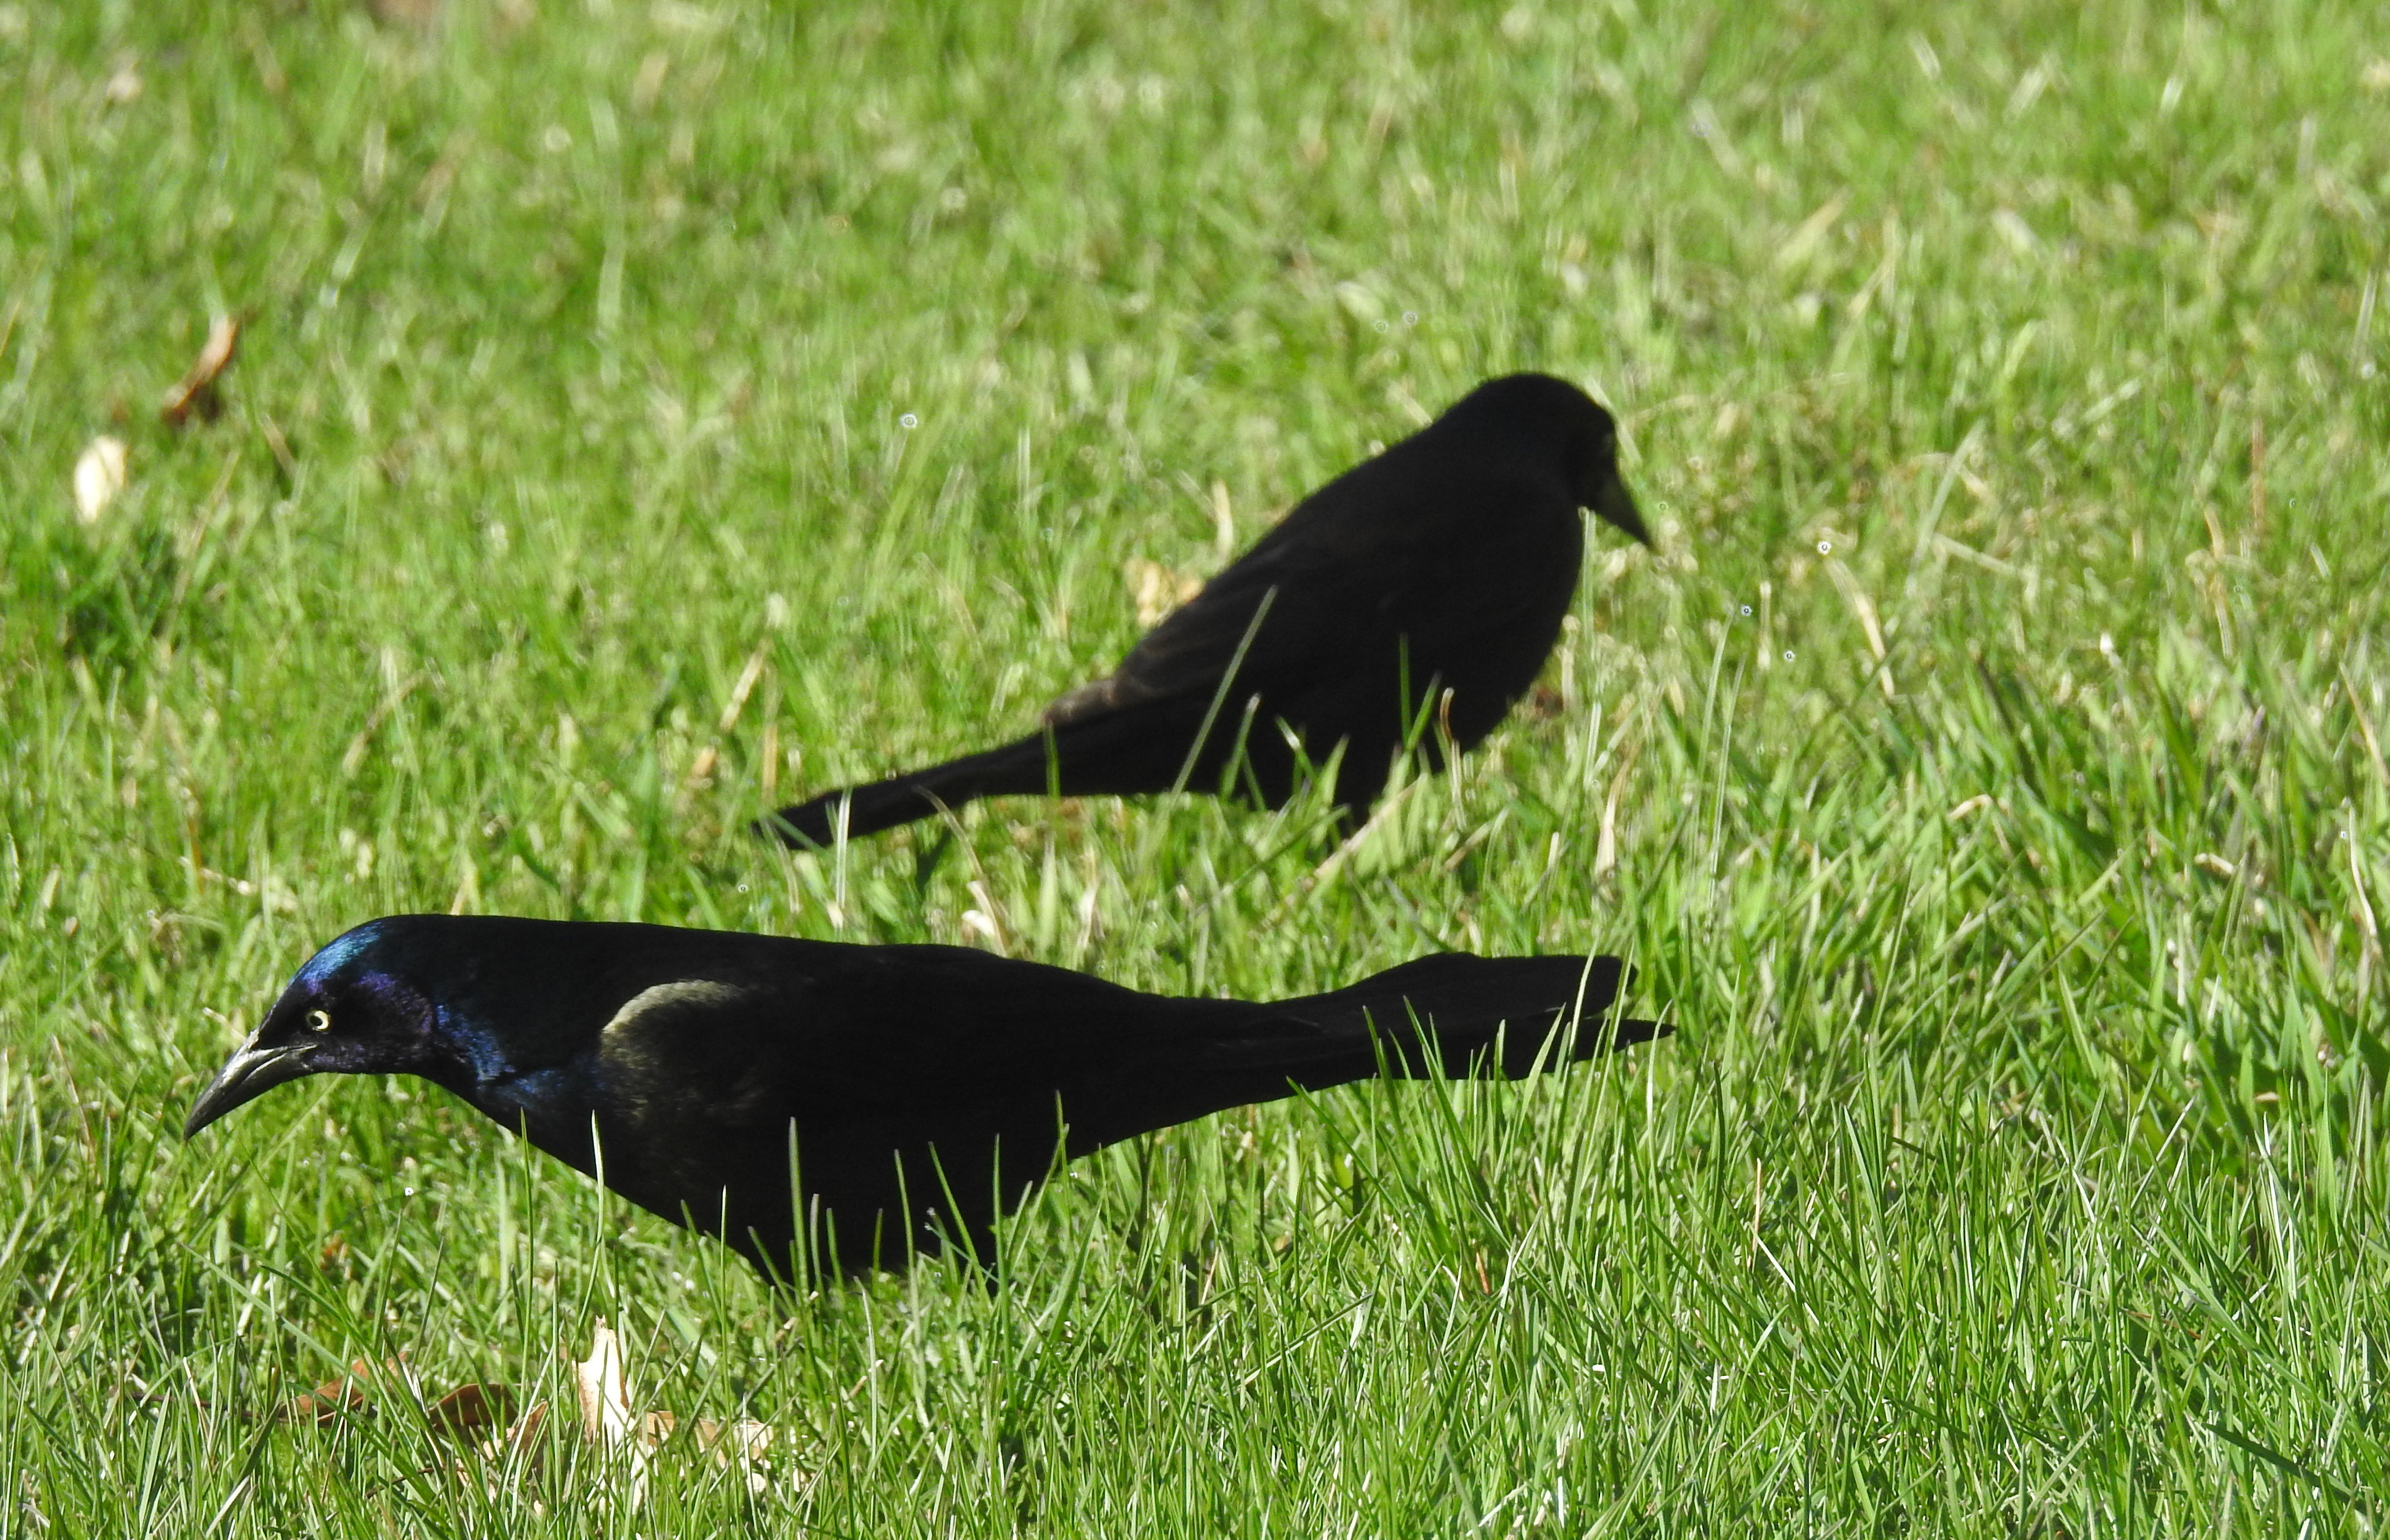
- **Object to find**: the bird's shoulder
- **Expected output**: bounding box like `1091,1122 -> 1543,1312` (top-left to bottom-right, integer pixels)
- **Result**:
585,943 -> 1181,1125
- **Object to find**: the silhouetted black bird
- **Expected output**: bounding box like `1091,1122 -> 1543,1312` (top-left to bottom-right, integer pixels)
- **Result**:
184,915 -> 1666,1279
761,373 -> 1646,846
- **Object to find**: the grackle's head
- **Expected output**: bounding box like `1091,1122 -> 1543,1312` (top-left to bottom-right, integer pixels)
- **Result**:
1563,402 -> 1648,549
183,920 -> 453,1139
1446,373 -> 1649,547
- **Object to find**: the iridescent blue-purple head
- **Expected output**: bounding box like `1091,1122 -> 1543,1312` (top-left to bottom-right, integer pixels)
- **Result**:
183,920 -> 463,1138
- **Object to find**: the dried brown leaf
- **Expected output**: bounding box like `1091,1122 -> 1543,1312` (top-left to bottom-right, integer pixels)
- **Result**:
430,1383 -> 517,1436
695,1418 -> 775,1463
1516,682 -> 1565,722
161,315 -> 241,427
481,1400 -> 550,1468
573,1320 -> 653,1505
438,1400 -> 551,1500
574,1320 -> 635,1447
284,1359 -> 376,1425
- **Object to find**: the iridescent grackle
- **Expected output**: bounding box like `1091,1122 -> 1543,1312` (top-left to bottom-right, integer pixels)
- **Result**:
185,914 -> 1666,1279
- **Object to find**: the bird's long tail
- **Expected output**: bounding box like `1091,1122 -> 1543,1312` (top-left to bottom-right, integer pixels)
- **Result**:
756,734 -> 1065,847
1265,952 -> 1665,1084
756,702 -> 1236,847
1066,954 -> 1666,1151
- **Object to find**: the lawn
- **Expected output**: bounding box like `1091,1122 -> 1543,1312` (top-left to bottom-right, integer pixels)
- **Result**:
4,0 -> 2390,1531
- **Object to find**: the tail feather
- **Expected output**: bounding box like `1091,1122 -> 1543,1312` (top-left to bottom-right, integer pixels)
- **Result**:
1165,954 -> 1664,1123
757,736 -> 1061,847
1271,953 -> 1663,1084
756,698 -> 1288,847
1056,952 -> 1667,1154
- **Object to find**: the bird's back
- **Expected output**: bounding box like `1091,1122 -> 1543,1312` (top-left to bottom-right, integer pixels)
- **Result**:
1048,417 -> 1585,738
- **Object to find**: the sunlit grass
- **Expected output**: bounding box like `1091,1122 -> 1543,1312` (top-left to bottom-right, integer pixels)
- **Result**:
5,0 -> 2390,1531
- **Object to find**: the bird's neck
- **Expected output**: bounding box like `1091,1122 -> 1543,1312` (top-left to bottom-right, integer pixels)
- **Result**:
456,1062 -> 605,1176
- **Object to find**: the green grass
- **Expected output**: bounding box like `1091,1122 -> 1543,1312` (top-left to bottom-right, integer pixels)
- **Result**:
5,0 -> 2390,1530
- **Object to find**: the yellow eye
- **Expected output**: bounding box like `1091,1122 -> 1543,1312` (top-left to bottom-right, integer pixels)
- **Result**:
305,1009 -> 333,1033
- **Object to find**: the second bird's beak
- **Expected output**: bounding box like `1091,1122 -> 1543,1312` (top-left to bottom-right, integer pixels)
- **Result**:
1590,473 -> 1650,547
183,1036 -> 314,1139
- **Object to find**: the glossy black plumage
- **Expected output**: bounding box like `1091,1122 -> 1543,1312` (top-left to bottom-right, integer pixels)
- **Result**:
762,373 -> 1646,847
183,915 -> 1666,1279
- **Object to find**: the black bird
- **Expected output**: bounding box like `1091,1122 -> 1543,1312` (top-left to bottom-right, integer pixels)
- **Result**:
184,915 -> 1666,1279
762,372 -> 1646,846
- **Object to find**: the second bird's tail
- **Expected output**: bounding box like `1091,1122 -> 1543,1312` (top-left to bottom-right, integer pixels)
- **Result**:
756,735 -> 1067,847
756,699 -> 1245,847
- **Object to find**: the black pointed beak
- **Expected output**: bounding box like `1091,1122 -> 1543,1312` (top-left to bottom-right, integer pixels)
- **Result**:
1590,471 -> 1649,547
184,1038 -> 313,1139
